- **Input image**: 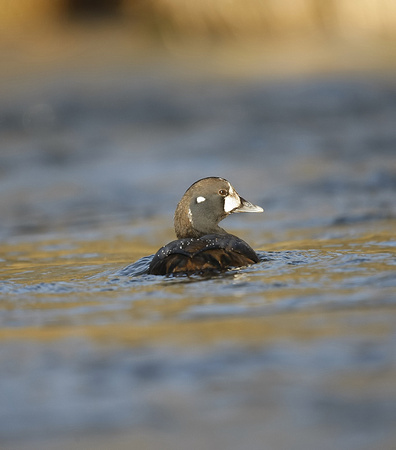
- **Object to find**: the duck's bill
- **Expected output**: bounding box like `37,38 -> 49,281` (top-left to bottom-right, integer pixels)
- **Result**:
233,197 -> 264,213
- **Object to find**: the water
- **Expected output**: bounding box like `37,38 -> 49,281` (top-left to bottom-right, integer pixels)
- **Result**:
1,52 -> 396,449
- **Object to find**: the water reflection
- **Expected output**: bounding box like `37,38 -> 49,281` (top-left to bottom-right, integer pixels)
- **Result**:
1,217 -> 396,450
1,224 -> 395,329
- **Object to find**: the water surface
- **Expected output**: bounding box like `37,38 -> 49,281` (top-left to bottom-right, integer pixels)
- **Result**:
1,57 -> 396,449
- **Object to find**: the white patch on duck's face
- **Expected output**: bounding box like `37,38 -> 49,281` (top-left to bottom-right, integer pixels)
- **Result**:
196,196 -> 206,203
224,182 -> 241,213
188,208 -> 193,224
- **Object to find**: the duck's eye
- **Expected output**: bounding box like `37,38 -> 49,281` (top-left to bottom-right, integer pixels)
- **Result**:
218,189 -> 227,197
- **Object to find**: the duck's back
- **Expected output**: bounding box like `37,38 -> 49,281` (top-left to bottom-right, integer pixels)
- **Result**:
148,234 -> 259,275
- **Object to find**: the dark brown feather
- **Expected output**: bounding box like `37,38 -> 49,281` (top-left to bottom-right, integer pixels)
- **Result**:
148,234 -> 259,275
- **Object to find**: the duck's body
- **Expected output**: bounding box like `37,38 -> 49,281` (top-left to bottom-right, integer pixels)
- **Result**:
148,233 -> 259,275
148,177 -> 263,276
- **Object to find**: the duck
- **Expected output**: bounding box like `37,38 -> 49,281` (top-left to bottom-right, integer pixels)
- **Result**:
148,177 -> 263,275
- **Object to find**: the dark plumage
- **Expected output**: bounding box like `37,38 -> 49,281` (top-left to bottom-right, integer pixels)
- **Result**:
148,177 -> 263,275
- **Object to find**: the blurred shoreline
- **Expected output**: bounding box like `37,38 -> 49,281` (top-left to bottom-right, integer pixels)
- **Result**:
1,0 -> 396,95
2,0 -> 396,39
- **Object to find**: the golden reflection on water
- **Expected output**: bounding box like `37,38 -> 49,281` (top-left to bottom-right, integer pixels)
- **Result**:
1,220 -> 395,347
0,307 -> 393,348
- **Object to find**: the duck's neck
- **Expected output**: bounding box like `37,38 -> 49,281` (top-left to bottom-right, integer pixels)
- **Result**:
174,205 -> 226,239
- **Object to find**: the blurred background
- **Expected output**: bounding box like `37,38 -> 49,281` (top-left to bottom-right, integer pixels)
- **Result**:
1,0 -> 396,239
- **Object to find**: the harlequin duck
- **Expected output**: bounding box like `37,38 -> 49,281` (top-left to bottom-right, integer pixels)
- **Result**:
148,177 -> 263,275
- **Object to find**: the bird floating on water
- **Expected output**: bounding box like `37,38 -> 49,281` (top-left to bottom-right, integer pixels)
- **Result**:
148,177 -> 263,275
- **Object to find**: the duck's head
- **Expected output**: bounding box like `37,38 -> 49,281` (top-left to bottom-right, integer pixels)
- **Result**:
174,177 -> 263,239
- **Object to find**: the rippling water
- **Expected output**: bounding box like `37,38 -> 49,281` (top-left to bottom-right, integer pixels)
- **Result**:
1,56 -> 396,449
